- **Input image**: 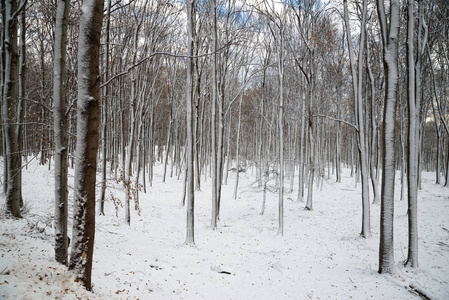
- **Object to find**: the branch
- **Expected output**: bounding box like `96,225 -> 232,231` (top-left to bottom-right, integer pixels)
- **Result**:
11,0 -> 27,20
407,285 -> 432,300
314,114 -> 358,132
100,45 -> 230,88
109,0 -> 137,14
427,46 -> 449,136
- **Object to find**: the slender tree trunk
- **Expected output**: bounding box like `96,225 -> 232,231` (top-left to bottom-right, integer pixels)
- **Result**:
224,108 -> 232,185
53,0 -> 70,266
211,0 -> 218,229
305,55 -> 314,211
367,29 -> 380,205
297,84 -> 306,201
69,0 -> 104,290
163,114 -> 172,183
233,89 -> 244,200
216,55 -> 225,223
335,85 -> 342,183
343,0 -> 371,238
305,119 -> 314,210
405,0 -> 426,269
17,2 -> 26,207
124,8 -> 145,225
98,0 -> 112,216
185,0 -> 195,246
277,23 -> 285,236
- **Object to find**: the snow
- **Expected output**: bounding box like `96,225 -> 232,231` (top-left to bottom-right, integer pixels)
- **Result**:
1,157 -> 448,299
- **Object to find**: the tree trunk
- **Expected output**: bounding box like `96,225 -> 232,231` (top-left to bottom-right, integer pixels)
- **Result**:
3,0 -> 22,218
405,0 -> 426,269
99,0 -> 112,216
343,0 -> 371,238
185,0 -> 195,246
211,0 -> 218,229
1,0 -> 7,197
17,2 -> 26,207
53,0 -> 70,266
366,28 -> 380,205
233,88 -> 244,200
277,22 -> 285,236
69,0 -> 104,290
297,84 -> 306,201
377,0 -> 400,275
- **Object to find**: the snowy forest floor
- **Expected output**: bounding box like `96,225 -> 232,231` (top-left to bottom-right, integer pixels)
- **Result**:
1,158 -> 448,299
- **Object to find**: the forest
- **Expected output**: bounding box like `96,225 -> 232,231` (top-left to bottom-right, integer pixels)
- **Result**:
1,0 -> 448,298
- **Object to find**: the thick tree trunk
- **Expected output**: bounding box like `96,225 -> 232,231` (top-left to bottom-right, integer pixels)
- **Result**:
3,0 -> 22,218
53,0 -> 70,266
1,0 -> 6,196
377,0 -> 399,275
69,0 -> 104,290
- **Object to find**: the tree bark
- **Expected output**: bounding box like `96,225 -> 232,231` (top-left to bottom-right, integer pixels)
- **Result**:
343,0 -> 371,238
377,0 -> 400,275
277,20 -> 285,236
185,0 -> 195,246
2,0 -> 22,218
53,0 -> 70,266
17,1 -> 26,207
211,0 -> 218,229
69,0 -> 104,290
405,0 -> 426,269
98,0 -> 112,216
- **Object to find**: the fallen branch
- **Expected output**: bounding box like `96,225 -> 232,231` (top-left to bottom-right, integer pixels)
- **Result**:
408,284 -> 432,300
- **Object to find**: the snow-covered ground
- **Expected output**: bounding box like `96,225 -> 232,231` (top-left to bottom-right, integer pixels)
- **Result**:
1,157 -> 448,299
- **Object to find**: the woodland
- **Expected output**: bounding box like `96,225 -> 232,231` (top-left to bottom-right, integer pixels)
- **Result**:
1,0 -> 448,298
